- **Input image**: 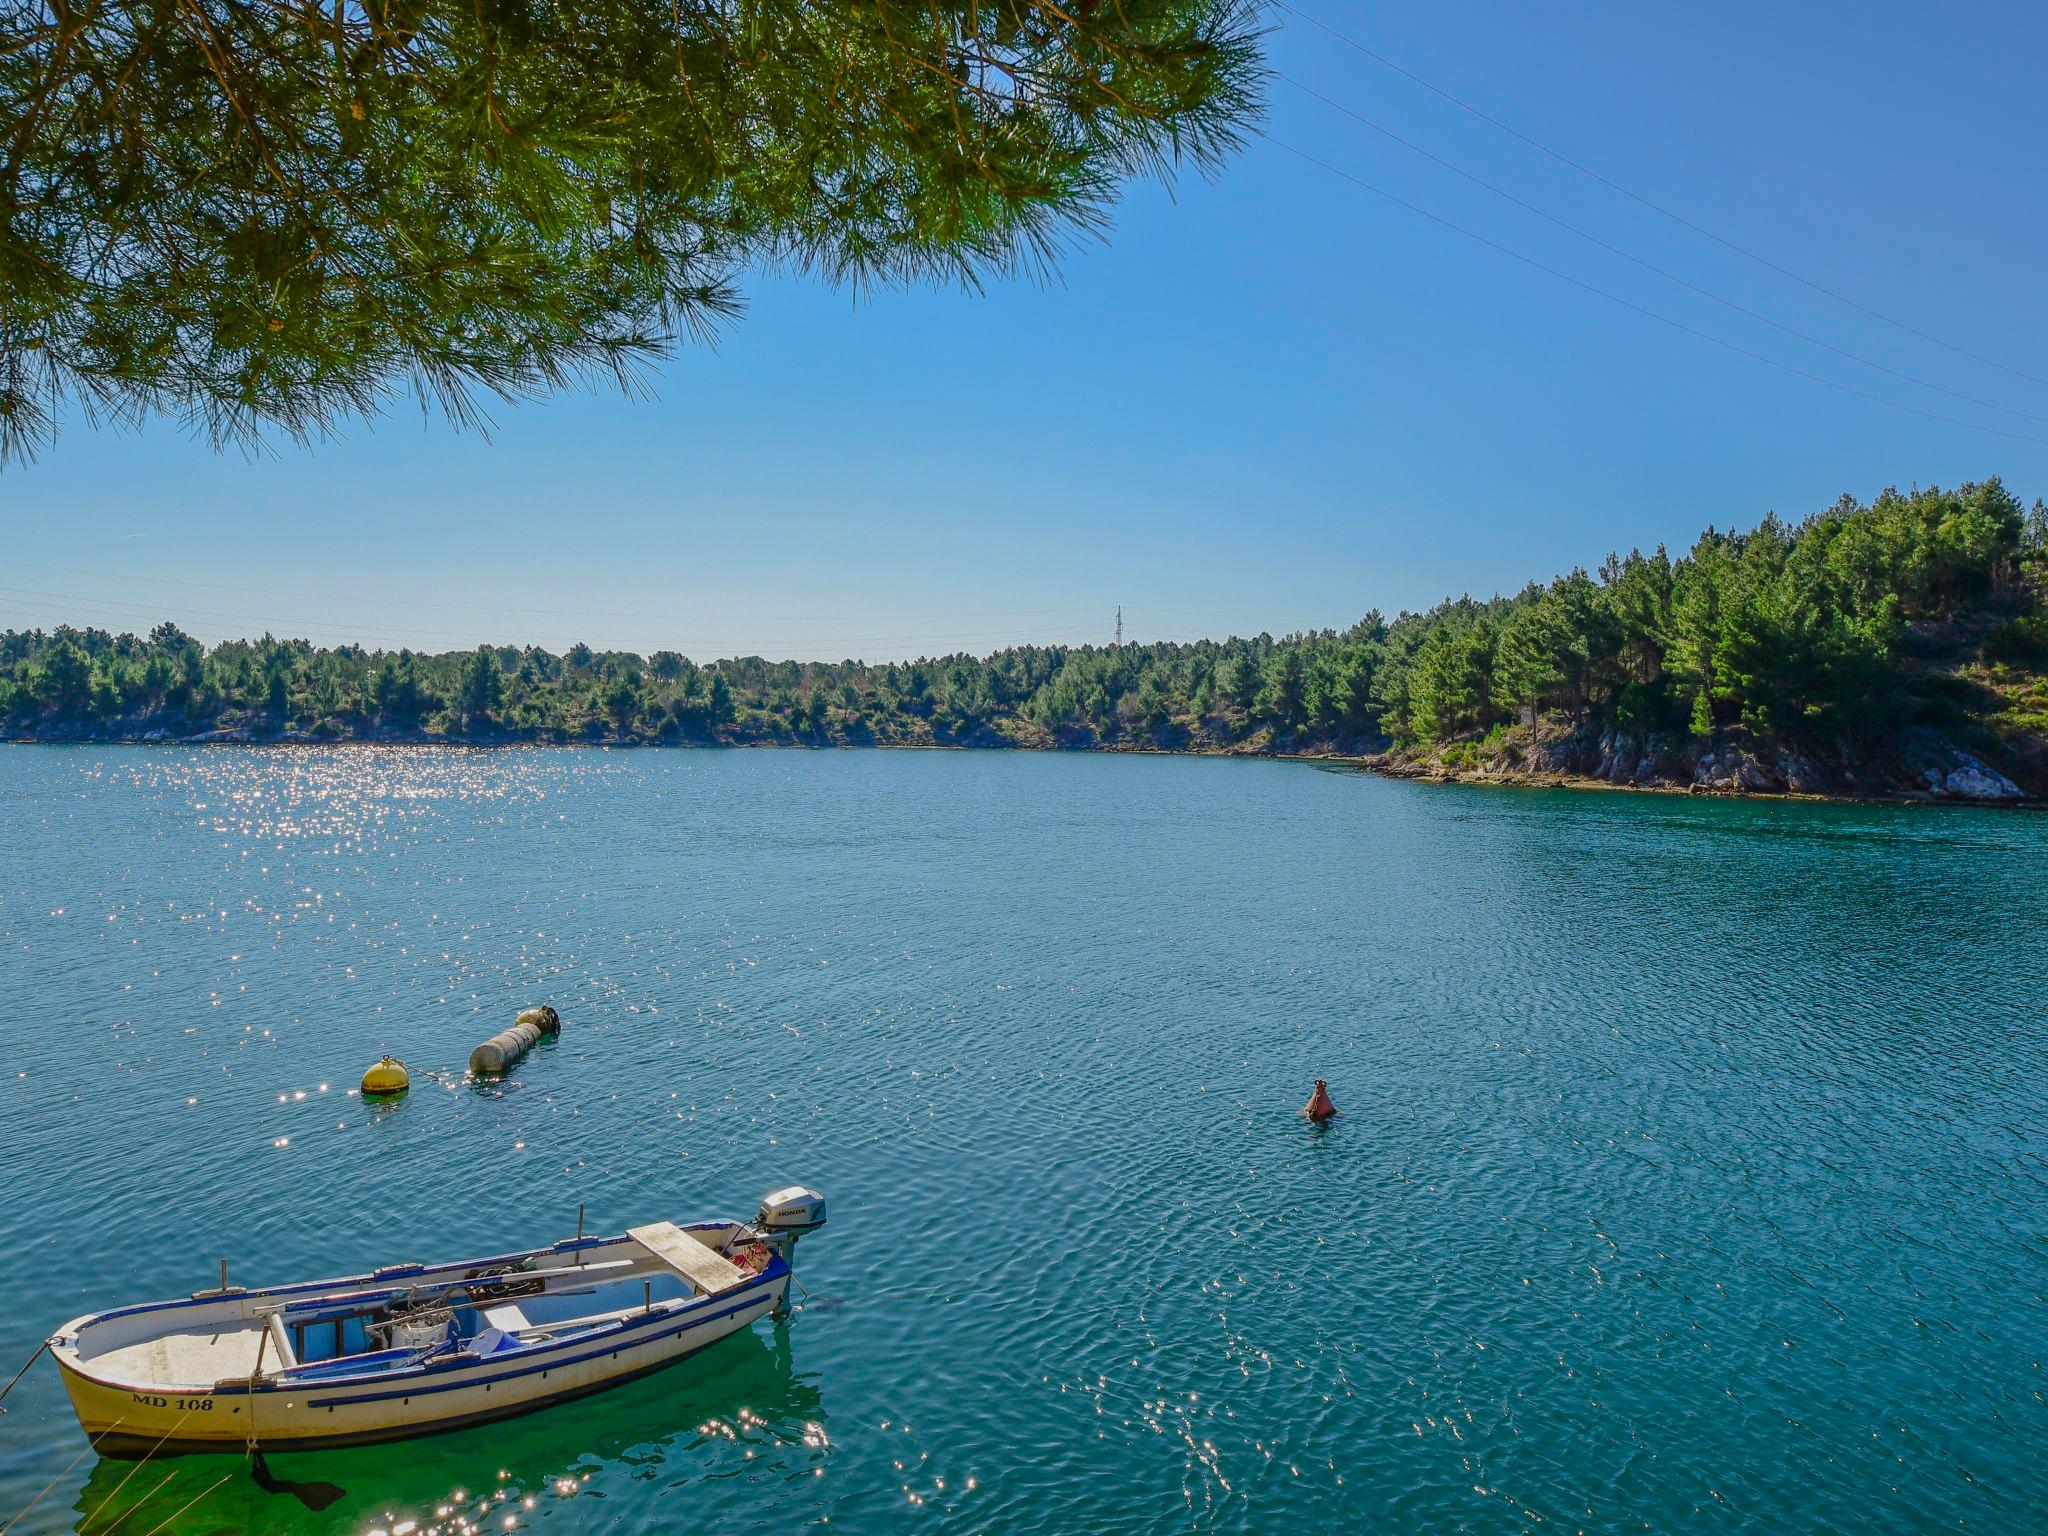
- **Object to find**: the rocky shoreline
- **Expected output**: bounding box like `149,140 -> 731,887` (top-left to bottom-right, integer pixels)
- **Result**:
8,717 -> 2043,808
1361,721 -> 2040,806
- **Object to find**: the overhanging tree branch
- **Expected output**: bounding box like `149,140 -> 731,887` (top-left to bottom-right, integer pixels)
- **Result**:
0,0 -> 1265,464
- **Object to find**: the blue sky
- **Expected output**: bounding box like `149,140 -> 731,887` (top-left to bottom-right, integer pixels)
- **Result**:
7,0 -> 2047,660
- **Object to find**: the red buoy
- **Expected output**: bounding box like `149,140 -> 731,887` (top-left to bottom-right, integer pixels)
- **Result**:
1304,1079 -> 1337,1121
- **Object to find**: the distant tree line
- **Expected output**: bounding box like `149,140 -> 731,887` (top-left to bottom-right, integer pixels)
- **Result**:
5,480 -> 2045,755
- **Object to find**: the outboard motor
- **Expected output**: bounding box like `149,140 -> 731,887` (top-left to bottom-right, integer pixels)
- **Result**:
756,1186 -> 826,1317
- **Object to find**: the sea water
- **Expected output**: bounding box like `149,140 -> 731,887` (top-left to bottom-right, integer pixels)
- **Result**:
0,746 -> 2042,1535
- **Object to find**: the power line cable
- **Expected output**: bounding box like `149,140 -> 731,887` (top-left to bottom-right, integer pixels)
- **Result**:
1262,134 -> 2048,445
1267,0 -> 2048,392
2,563 -> 1300,637
0,592 -> 1149,659
0,607 -> 1094,666
0,593 -> 1291,658
0,574 -> 1306,655
0,585 -> 1127,652
1275,70 -> 2048,427
0,560 -> 1107,624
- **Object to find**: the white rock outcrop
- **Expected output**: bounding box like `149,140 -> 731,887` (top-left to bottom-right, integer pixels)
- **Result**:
1941,757 -> 2024,800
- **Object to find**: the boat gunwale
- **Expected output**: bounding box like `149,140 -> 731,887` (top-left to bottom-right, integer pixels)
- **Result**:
53,1271 -> 782,1409
49,1220 -> 770,1396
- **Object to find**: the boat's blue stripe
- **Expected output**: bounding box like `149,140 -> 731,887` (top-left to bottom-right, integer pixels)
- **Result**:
299,1281 -> 776,1407
252,1259 -> 786,1394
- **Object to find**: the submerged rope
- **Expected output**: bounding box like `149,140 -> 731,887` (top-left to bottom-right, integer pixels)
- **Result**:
87,1469 -> 177,1536
133,1476 -> 229,1536
78,1411 -> 196,1533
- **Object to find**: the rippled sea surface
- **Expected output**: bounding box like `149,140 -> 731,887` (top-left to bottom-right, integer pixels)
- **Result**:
1,746 -> 2044,1536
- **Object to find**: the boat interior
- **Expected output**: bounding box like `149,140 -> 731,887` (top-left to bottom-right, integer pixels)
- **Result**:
69,1222 -> 774,1390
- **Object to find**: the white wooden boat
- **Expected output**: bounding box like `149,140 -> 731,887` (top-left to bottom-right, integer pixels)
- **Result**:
50,1188 -> 825,1456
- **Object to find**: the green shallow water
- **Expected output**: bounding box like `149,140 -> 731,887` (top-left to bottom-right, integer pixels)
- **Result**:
0,746 -> 2044,1536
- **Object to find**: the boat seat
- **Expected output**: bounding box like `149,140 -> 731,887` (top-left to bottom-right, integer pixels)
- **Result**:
482,1303 -> 532,1334
625,1222 -> 748,1296
466,1326 -> 521,1356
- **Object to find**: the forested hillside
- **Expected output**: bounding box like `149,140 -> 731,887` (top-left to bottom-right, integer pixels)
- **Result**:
7,479 -> 2047,801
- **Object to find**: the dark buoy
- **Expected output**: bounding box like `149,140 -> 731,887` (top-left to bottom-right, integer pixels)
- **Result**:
1304,1079 -> 1337,1122
470,1005 -> 561,1076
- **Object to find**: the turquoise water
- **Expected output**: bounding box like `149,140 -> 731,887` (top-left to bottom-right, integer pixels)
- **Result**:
1,746 -> 2044,1536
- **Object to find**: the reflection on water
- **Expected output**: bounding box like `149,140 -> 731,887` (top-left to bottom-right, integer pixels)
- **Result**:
66,1328 -> 821,1536
2,745 -> 2046,1536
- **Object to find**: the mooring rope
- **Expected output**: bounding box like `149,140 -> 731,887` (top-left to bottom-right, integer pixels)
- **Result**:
0,1339 -> 51,1413
77,1410 -> 195,1534
0,1418 -> 126,1536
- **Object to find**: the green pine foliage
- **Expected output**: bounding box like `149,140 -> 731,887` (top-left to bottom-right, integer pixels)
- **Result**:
0,0 -> 1263,464
5,480 -> 2045,755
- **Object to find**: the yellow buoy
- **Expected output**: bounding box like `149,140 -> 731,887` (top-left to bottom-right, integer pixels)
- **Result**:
361,1056 -> 410,1097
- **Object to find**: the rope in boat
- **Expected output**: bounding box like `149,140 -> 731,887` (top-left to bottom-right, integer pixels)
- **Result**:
0,1418 -> 125,1536
245,1316 -> 270,1456
0,1339 -> 51,1412
237,1317 -> 346,1511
